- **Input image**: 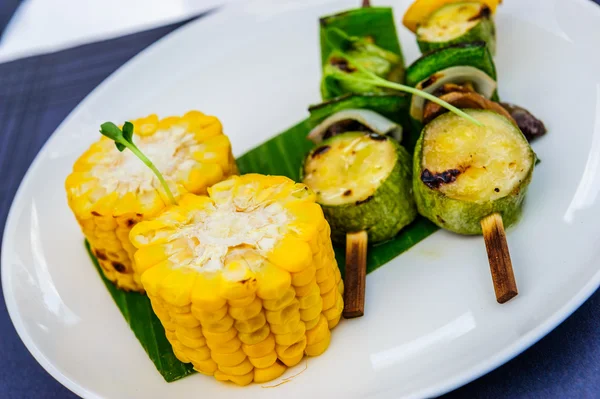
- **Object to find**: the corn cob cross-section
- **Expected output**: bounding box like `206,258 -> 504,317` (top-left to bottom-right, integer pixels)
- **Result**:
130,174 -> 344,385
66,112 -> 238,291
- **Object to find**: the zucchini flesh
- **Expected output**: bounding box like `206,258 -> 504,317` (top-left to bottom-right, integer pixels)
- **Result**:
303,132 -> 397,205
422,111 -> 532,203
418,3 -> 482,42
417,2 -> 496,54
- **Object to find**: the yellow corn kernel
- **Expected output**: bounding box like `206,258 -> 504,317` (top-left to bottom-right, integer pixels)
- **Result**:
206,337 -> 242,354
262,287 -> 296,312
291,265 -> 316,287
255,263 -> 291,300
228,294 -> 257,308
305,330 -> 331,357
203,327 -> 238,345
228,297 -> 262,321
270,316 -> 301,335
183,346 -> 212,363
212,349 -> 247,368
276,337 -> 307,360
274,323 -> 306,346
306,315 -> 329,345
235,312 -> 267,334
191,303 -> 228,324
304,315 -> 321,331
265,300 -> 300,325
321,285 -> 337,310
238,324 -> 270,345
242,334 -> 275,358
203,314 -> 235,333
214,370 -> 254,386
268,237 -> 312,273
318,274 -> 336,294
248,351 -> 278,369
193,358 -> 218,375
254,361 -> 286,383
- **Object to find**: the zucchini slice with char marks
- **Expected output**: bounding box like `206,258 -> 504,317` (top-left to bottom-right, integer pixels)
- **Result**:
413,109 -> 535,235
417,2 -> 496,54
303,131 -> 416,244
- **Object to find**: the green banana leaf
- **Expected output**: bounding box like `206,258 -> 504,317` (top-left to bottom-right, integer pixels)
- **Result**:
88,118 -> 438,382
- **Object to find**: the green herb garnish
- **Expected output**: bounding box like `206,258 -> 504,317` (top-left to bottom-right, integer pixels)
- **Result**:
100,121 -> 177,205
325,28 -> 483,126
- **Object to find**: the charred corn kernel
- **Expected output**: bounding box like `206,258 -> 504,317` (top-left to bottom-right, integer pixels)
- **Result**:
254,361 -> 287,383
132,175 -> 343,385
66,111 -> 237,291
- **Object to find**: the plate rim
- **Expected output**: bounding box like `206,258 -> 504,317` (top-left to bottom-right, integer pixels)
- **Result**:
3,1 -> 600,398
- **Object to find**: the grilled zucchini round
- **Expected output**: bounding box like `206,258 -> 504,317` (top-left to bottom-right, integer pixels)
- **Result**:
303,131 -> 416,244
413,109 -> 535,234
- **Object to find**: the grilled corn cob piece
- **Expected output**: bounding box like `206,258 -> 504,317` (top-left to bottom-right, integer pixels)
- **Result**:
66,112 -> 238,291
130,174 -> 344,385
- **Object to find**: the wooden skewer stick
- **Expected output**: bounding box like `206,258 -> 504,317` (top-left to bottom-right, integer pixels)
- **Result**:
480,213 -> 518,304
362,0 -> 371,8
343,230 -> 368,318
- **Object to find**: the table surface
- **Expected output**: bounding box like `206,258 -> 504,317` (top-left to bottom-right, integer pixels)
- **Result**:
1,2 -> 600,398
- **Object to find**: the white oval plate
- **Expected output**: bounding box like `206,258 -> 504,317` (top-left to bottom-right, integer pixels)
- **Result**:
3,0 -> 600,398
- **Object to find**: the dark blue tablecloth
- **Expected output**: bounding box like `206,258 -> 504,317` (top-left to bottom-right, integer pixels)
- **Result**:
1,3 -> 600,399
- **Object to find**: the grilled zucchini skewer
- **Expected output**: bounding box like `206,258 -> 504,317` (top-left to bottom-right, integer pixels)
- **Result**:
130,175 -> 344,385
414,109 -> 535,303
65,112 -> 237,291
303,111 -> 416,316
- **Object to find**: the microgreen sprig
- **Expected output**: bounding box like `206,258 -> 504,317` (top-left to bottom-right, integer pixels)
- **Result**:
326,29 -> 483,127
100,121 -> 177,205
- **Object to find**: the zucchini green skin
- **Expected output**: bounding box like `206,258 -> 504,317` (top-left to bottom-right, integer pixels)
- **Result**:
405,42 -> 497,87
417,17 -> 496,55
412,111 -> 535,235
308,93 -> 410,130
303,134 -> 417,244
320,7 -> 404,68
